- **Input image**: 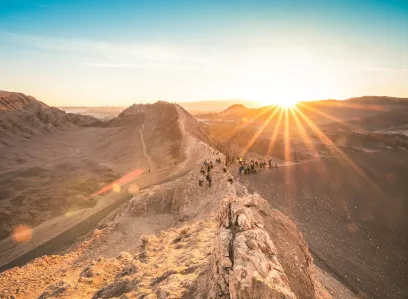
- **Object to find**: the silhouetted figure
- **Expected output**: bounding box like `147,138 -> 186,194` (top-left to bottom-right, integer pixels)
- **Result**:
227,173 -> 233,184
206,172 -> 212,187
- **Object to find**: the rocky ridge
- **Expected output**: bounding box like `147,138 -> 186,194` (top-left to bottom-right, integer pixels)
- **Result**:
0,166 -> 331,298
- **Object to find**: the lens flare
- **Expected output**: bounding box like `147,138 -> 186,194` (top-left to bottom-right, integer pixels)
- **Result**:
113,183 -> 121,193
12,225 -> 33,243
91,168 -> 145,197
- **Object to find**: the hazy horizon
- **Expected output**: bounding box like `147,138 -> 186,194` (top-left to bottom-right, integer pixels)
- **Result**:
1,0 -> 407,107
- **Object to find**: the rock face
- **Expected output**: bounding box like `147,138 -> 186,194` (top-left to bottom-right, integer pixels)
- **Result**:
211,199 -> 297,299
208,188 -> 321,299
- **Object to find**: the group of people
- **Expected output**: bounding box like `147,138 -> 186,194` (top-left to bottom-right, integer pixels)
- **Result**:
199,159 -> 213,187
238,158 -> 278,175
224,154 -> 279,176
199,155 -> 233,187
197,151 -> 280,187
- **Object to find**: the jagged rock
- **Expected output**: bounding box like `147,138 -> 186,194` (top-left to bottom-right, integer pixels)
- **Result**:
80,265 -> 95,278
150,270 -> 177,286
92,278 -> 139,299
118,263 -> 137,277
38,281 -> 70,299
211,196 -> 297,299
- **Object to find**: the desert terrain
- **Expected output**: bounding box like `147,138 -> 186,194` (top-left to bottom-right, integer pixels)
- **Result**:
233,151 -> 408,299
0,91 -> 407,299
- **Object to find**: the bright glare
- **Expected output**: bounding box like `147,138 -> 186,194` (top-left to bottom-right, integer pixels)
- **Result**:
279,100 -> 298,109
239,50 -> 336,107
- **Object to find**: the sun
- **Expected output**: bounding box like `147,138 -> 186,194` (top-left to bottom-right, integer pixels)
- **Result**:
278,99 -> 298,109
256,97 -> 299,109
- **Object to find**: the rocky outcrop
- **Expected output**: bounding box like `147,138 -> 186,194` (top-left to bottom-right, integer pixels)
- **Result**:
0,167 -> 330,299
211,199 -> 297,298
207,187 -> 325,299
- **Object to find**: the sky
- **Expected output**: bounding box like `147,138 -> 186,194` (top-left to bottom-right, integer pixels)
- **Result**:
0,0 -> 407,107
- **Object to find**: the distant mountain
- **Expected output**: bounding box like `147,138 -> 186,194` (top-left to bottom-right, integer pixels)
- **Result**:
196,96 -> 408,126
177,99 -> 260,114
346,96 -> 408,106
0,91 -> 101,142
59,106 -> 125,120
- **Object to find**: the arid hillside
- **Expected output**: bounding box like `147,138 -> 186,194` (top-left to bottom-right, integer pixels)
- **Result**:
0,91 -> 100,146
0,92 -> 188,242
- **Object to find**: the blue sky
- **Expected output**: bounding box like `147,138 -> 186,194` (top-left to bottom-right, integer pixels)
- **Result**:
0,0 -> 407,106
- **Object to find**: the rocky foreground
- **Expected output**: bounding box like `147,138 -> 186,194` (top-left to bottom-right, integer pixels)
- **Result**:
0,164 -> 332,299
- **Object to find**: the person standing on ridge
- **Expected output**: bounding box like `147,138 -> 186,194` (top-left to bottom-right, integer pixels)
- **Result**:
206,172 -> 212,187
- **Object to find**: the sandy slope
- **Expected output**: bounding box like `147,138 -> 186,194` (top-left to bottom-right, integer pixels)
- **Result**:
0,101 -> 214,271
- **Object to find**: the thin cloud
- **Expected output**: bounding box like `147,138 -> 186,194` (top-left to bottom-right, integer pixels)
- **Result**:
75,60 -> 235,73
0,32 -> 221,71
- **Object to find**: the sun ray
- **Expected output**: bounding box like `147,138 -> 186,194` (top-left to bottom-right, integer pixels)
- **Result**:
289,108 -> 319,157
297,102 -> 356,130
265,108 -> 284,158
225,105 -> 278,143
284,108 -> 291,163
289,108 -> 332,179
293,106 -> 384,194
240,106 -> 280,157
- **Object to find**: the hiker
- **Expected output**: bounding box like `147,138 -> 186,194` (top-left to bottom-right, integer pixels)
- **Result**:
206,172 -> 212,187
239,166 -> 243,175
199,174 -> 204,187
223,165 -> 227,173
200,167 -> 205,175
207,164 -> 211,173
268,159 -> 272,169
227,173 -> 233,184
210,161 -> 214,169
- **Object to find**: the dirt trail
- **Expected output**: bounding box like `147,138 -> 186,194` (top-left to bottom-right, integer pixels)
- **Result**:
175,105 -> 189,162
138,120 -> 157,172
